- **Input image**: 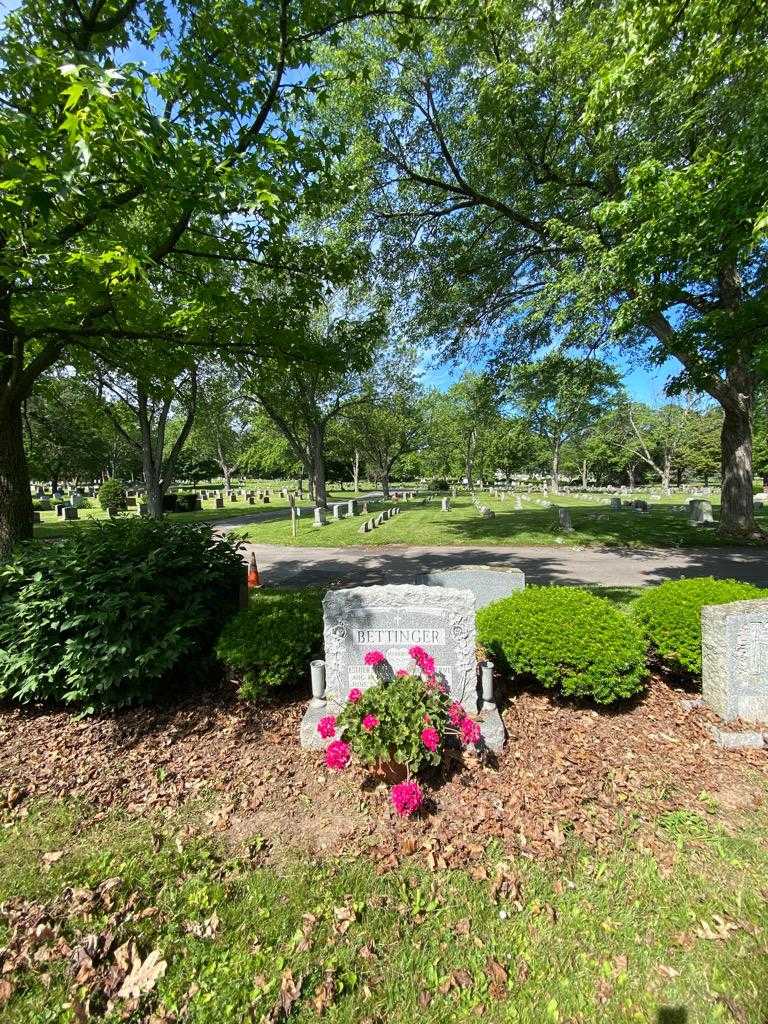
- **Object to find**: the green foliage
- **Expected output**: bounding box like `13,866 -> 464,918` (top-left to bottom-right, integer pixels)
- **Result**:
97,478 -> 127,513
631,577 -> 767,675
0,520 -> 244,710
216,589 -> 323,697
477,586 -> 647,703
337,673 -> 448,771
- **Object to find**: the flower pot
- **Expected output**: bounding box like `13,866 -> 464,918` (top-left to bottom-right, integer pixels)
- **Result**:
373,759 -> 408,785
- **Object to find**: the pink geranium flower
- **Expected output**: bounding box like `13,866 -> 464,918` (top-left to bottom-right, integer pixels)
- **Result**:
364,650 -> 386,666
420,655 -> 436,676
460,717 -> 481,746
408,645 -> 427,663
317,715 -> 336,739
325,739 -> 351,771
348,688 -> 363,703
391,780 -> 423,817
395,669 -> 409,678
362,714 -> 379,731
421,727 -> 440,752
448,702 -> 465,726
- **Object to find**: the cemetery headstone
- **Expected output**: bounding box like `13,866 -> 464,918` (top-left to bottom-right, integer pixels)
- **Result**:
556,507 -> 573,532
32,511 -> 41,524
702,598 -> 768,724
314,506 -> 327,528
441,497 -> 451,512
610,497 -> 622,510
301,584 -> 503,751
633,500 -> 648,513
215,497 -> 224,509
688,499 -> 714,526
63,506 -> 78,520
346,499 -> 357,517
415,566 -> 525,609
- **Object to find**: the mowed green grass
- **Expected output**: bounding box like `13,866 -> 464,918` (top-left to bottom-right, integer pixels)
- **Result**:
31,490 -> 362,541
234,493 -> 768,549
2,799 -> 767,1023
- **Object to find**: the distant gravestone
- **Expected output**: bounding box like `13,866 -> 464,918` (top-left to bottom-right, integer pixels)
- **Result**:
689,499 -> 714,526
610,497 -> 622,510
702,598 -> 768,724
556,507 -> 573,532
415,566 -> 525,609
301,585 -> 479,747
633,500 -> 648,513
314,506 -> 327,528
441,497 -> 451,512
346,499 -> 357,517
63,506 -> 78,520
332,503 -> 343,519
214,497 -> 224,509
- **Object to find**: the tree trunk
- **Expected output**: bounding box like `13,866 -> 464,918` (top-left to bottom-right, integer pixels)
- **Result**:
763,473 -> 768,494
550,445 -> 560,494
627,464 -> 635,489
581,459 -> 587,489
353,449 -> 360,494
661,454 -> 672,494
0,400 -> 33,557
380,470 -> 390,499
309,424 -> 327,507
719,398 -> 756,534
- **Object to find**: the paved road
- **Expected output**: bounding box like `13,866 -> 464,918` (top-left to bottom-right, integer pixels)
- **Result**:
232,541 -> 768,589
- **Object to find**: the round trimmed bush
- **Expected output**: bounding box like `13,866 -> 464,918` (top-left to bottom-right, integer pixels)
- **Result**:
216,588 -> 323,698
477,586 -> 647,703
98,478 -> 127,514
631,577 -> 767,675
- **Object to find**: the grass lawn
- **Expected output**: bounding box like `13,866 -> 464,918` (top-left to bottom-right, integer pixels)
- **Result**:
2,796 -> 767,1022
31,491 -> 361,541
234,493 -> 768,549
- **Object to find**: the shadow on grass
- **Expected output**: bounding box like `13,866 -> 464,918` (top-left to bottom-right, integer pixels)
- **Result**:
657,1009 -> 687,1024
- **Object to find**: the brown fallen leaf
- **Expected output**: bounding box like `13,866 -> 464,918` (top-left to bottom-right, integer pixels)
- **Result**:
117,947 -> 167,999
451,968 -> 473,990
418,990 -> 432,1008
295,913 -> 318,953
0,980 -> 13,1006
486,958 -> 508,999
263,969 -> 302,1023
42,850 -> 64,868
454,918 -> 471,937
332,906 -> 356,937
656,964 -> 680,979
311,969 -> 336,1014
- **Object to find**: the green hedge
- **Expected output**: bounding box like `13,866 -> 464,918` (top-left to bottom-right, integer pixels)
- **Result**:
631,577 -> 766,675
0,520 -> 244,710
477,586 -> 647,703
216,588 -> 323,698
98,479 -> 127,513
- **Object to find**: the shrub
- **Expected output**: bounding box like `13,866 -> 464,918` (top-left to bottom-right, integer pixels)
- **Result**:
216,588 -> 324,697
476,586 -> 647,703
98,479 -> 127,514
426,478 -> 449,491
174,493 -> 199,513
0,519 -> 244,710
631,577 -> 766,675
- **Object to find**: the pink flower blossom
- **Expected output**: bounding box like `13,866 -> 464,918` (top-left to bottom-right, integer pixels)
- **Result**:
325,739 -> 351,771
362,714 -> 380,731
391,780 -> 423,817
395,669 -> 409,678
317,715 -> 336,739
348,688 -> 363,703
448,702 -> 466,726
421,727 -> 440,752
438,682 -> 448,694
420,655 -> 436,676
460,717 -> 481,746
364,650 -> 386,666
408,645 -> 428,663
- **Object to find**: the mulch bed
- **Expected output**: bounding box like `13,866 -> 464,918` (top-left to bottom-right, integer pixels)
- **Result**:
1,676 -> 765,870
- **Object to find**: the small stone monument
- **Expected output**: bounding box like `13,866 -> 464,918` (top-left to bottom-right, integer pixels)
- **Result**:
313,506 -> 327,528
63,506 -> 78,520
300,584 -> 504,751
415,566 -> 525,609
556,506 -> 573,532
610,497 -> 622,510
702,598 -> 768,724
633,499 -> 648,513
441,497 -> 451,512
689,499 -> 714,526
346,499 -> 357,517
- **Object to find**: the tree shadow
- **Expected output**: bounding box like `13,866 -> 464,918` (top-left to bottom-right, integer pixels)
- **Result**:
657,1008 -> 687,1024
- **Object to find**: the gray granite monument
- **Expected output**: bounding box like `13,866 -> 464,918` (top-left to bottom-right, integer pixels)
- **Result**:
702,598 -> 768,724
414,566 -> 525,609
300,584 -> 504,751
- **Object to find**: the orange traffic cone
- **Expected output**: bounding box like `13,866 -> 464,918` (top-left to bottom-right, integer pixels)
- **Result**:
247,552 -> 261,589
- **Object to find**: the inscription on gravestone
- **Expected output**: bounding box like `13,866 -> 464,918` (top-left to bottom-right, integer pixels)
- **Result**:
702,598 -> 768,723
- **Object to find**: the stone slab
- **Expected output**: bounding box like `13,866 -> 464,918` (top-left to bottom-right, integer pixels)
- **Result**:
702,598 -> 768,723
708,725 -> 766,750
414,566 -> 525,609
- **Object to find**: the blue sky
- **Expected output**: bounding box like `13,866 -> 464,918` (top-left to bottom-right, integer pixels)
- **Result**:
422,352 -> 682,403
